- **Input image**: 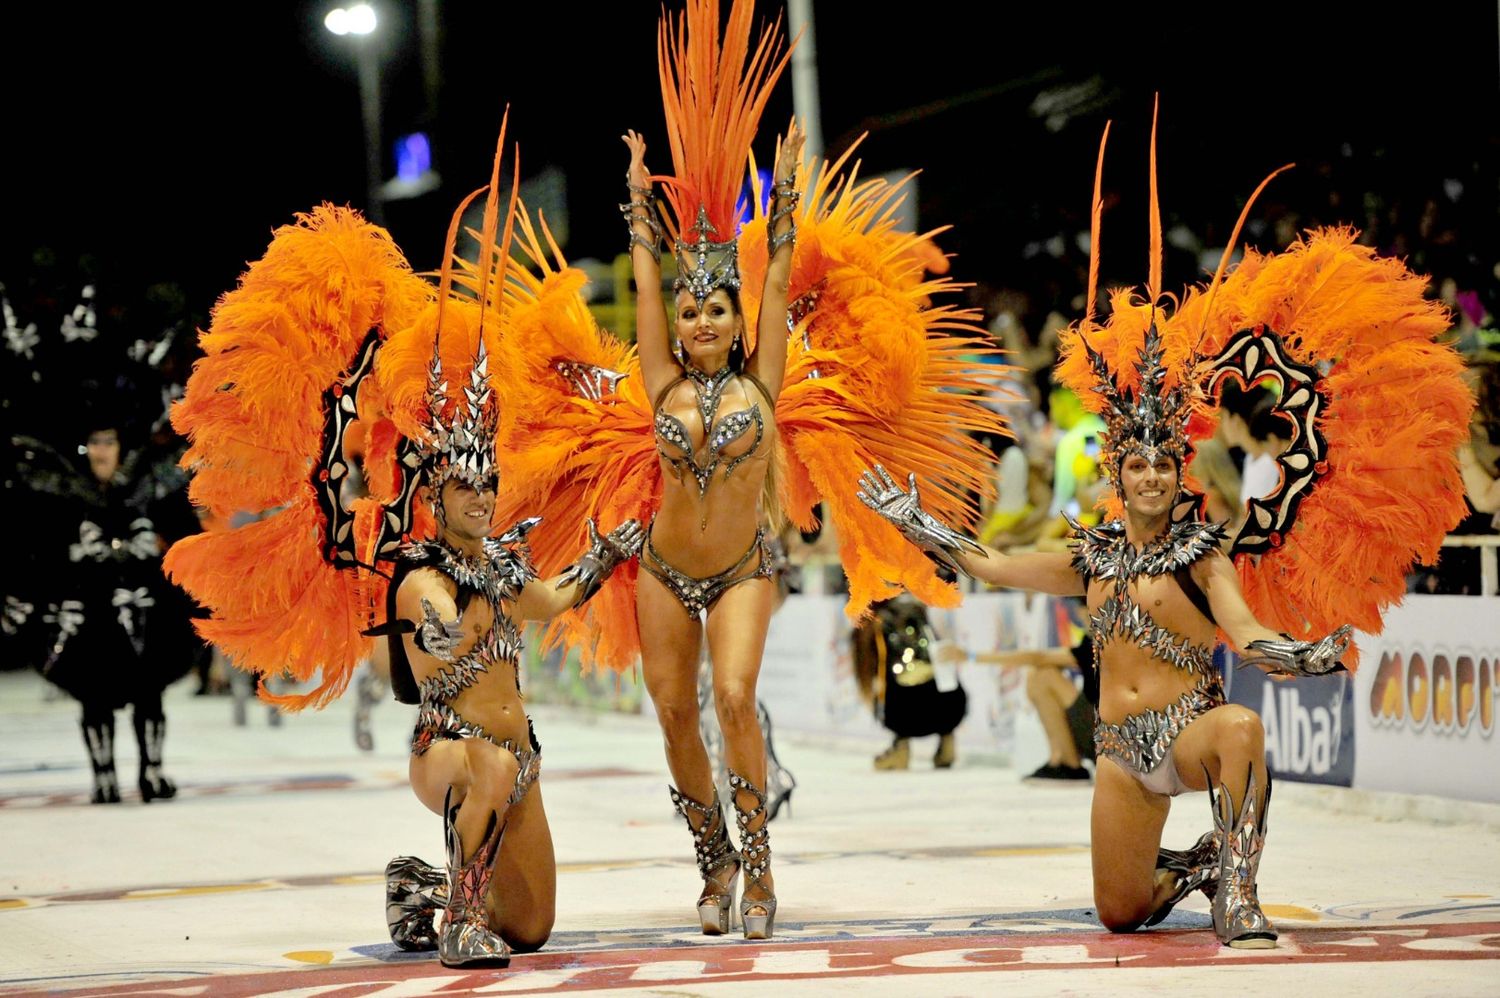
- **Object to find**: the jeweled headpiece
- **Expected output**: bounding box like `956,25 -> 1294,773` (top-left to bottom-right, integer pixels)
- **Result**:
1059,98 -> 1292,505
418,337 -> 499,494
674,206 -> 742,306
656,0 -> 789,308
1082,322 -> 1194,482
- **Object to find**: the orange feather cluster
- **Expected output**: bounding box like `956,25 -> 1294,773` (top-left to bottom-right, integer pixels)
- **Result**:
1207,229 -> 1470,665
164,206 -> 433,708
487,210 -> 661,672
654,0 -> 791,245
741,149 -> 1011,619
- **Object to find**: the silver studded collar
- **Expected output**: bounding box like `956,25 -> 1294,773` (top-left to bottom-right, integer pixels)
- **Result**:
1069,516 -> 1227,585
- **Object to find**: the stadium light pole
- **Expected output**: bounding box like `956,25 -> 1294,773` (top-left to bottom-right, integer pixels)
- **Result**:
325,4 -> 385,225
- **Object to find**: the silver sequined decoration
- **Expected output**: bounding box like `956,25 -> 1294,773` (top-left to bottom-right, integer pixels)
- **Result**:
1093,681 -> 1226,776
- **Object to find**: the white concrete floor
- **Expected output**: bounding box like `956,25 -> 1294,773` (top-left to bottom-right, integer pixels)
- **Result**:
1,669 -> 1497,997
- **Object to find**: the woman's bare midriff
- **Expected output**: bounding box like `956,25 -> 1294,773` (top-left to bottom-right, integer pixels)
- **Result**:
652,375 -> 776,576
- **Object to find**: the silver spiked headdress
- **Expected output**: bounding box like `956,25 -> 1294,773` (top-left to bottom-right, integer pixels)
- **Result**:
1081,322 -> 1195,483
417,338 -> 499,495
672,205 -> 742,307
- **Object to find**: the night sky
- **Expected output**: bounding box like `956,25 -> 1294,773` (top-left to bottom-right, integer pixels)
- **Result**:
9,1 -> 1497,327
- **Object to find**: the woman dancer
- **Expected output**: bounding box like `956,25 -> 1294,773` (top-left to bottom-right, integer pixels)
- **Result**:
618,82 -> 802,944
486,0 -> 1006,941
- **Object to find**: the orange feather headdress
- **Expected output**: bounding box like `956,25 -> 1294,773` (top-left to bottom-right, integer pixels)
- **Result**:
655,0 -> 792,308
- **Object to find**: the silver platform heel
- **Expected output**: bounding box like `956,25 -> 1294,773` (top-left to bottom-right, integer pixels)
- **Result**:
669,785 -> 741,935
727,769 -> 778,940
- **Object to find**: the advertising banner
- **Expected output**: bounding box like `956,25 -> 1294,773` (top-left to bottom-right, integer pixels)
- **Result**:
1225,662 -> 1355,786
1351,595 -> 1500,803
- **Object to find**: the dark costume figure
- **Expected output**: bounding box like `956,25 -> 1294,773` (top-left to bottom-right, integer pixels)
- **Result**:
853,593 -> 968,770
14,417 -> 200,803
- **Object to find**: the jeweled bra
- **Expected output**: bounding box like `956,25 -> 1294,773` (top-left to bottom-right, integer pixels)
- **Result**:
653,365 -> 766,500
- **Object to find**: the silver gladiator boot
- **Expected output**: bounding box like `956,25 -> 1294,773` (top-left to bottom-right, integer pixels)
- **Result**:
1210,768 -> 1277,948
436,790 -> 511,967
728,769 -> 778,940
669,785 -> 741,935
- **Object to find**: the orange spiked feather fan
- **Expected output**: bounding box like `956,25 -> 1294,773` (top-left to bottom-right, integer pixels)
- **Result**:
167,116 -> 530,709
164,205 -> 433,708
1054,114 -> 1472,671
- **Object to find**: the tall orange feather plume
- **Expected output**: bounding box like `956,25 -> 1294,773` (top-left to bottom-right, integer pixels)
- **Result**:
1148,97 -> 1163,306
655,0 -> 792,245
1084,122 -> 1110,326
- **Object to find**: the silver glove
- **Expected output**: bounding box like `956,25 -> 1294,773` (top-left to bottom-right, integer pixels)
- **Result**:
1242,624 -> 1352,677
555,361 -> 628,402
856,464 -> 984,576
414,598 -> 465,662
556,518 -> 645,607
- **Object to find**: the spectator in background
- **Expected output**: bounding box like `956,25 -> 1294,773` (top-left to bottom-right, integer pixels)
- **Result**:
1215,381 -> 1287,503
1459,361 -> 1500,524
853,590 -> 968,771
1018,599 -> 1095,782
1188,422 -> 1244,530
1415,361 -> 1500,594
1046,388 -> 1107,522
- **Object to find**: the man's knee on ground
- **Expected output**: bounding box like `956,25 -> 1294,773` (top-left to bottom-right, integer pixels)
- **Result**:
505,915 -> 554,953
507,929 -> 551,953
1096,900 -> 1150,933
1095,886 -> 1153,933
